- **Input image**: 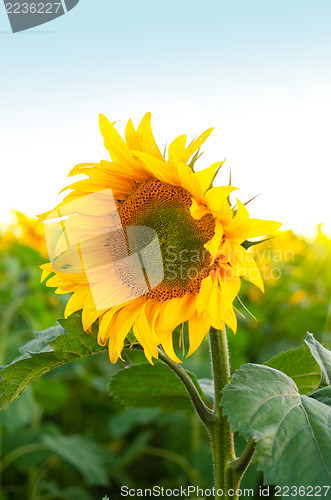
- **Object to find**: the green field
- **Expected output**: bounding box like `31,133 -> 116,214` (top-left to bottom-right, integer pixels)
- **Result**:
0,217 -> 330,500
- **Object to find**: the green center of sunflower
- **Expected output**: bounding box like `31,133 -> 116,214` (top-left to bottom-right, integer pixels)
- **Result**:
118,179 -> 215,300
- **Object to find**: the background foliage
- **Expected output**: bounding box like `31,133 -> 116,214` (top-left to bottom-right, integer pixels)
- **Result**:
0,215 -> 330,499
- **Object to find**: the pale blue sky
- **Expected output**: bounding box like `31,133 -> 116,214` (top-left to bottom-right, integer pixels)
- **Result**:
1,1 -> 331,235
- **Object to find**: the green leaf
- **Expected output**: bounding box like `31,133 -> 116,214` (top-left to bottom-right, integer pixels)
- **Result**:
305,332 -> 331,386
0,312 -> 107,412
42,433 -> 115,486
222,364 -> 331,490
198,378 -> 214,404
264,345 -> 321,394
109,361 -> 197,412
186,372 -> 213,408
17,325 -> 65,357
309,386 -> 331,406
108,408 -> 161,438
0,386 -> 36,432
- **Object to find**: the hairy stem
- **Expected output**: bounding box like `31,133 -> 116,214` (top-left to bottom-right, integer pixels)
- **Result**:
228,438 -> 256,490
208,327 -> 236,498
131,331 -> 256,498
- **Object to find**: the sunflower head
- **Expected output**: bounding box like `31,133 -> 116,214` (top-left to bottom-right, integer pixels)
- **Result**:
40,113 -> 281,364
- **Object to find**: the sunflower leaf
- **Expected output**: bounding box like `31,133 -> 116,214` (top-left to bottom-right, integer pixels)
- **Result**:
309,386 -> 331,406
186,372 -> 213,408
198,378 -> 214,404
304,332 -> 331,386
222,363 -> 331,491
0,312 -> 107,412
109,362 -> 200,412
264,344 -> 321,394
41,433 -> 115,486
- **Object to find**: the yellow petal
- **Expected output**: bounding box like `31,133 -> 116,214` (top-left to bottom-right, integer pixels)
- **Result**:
157,294 -> 196,332
195,161 -> 225,193
205,186 -> 238,225
225,199 -> 250,243
217,238 -> 233,265
209,302 -> 225,331
51,189 -> 115,218
98,305 -> 123,344
37,209 -> 54,222
167,129 -> 214,181
196,276 -> 213,315
132,150 -> 178,185
99,160 -> 148,178
167,135 -> 187,165
137,112 -> 164,160
59,179 -> 112,195
133,304 -> 160,364
187,128 -> 214,157
82,291 -> 106,331
189,199 -> 210,220
125,118 -> 142,151
145,299 -> 163,329
217,272 -> 241,314
54,287 -> 66,295
68,165 -> 125,187
206,276 -> 220,323
231,244 -> 265,292
54,283 -> 78,294
52,269 -> 89,284
68,162 -> 99,177
99,114 -> 139,170
108,301 -> 142,363
159,330 -> 183,363
180,129 -> 214,164
64,286 -> 89,318
177,159 -> 205,202
204,220 -> 224,261
222,306 -> 237,333
40,263 -> 54,282
45,274 -> 68,288
246,219 -> 282,239
202,280 -> 226,330
188,312 -> 210,356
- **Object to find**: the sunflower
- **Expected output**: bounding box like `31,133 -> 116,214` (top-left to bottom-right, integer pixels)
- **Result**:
39,113 -> 281,364
0,210 -> 47,257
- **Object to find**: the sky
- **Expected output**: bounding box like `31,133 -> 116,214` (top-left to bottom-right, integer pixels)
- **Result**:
1,0 -> 331,236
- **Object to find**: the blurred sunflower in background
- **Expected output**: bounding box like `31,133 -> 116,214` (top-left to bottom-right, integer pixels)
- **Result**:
0,210 -> 47,257
39,113 -> 280,364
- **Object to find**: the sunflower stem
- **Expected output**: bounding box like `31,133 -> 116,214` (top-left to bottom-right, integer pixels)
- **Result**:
132,334 -> 255,497
208,326 -> 236,499
227,438 -> 256,490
